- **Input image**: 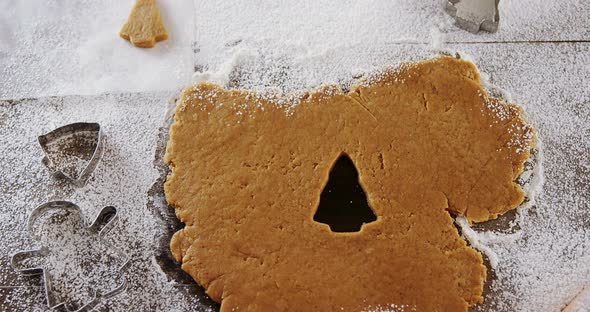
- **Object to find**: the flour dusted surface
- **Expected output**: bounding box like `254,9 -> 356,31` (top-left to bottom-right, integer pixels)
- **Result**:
0,0 -> 588,311
0,93 -> 216,311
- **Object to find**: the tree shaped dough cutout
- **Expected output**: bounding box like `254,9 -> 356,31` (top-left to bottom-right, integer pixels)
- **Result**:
119,0 -> 168,48
165,57 -> 535,311
313,153 -> 377,232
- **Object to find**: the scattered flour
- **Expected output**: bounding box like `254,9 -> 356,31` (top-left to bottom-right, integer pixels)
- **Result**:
0,0 -> 588,311
0,0 -> 195,100
192,0 -> 590,93
0,93 -> 216,311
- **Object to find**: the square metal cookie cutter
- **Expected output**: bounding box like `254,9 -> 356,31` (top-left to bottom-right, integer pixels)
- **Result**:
446,0 -> 500,33
38,122 -> 105,187
11,201 -> 129,312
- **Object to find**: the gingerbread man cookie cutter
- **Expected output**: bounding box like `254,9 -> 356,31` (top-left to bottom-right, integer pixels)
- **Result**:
11,201 -> 129,312
446,0 -> 500,33
38,122 -> 105,187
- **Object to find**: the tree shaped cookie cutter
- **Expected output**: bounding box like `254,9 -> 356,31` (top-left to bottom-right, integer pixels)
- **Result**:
11,201 -> 129,312
38,122 -> 105,187
446,0 -> 500,33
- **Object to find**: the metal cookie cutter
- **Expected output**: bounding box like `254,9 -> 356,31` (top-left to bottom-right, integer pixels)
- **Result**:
38,122 -> 105,187
11,201 -> 129,312
446,0 -> 500,33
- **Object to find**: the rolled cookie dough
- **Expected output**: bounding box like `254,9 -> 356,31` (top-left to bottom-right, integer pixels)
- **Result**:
165,57 -> 534,311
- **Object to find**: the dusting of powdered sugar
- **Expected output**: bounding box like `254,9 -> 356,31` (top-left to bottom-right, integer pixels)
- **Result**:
1,0 -> 588,311
456,142 -> 545,269
191,0 -> 589,94
0,93 -> 215,311
14,205 -> 127,310
451,44 -> 589,312
0,0 -> 195,100
362,303 -> 417,312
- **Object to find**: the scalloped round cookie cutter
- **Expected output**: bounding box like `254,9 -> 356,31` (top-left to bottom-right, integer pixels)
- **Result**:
11,201 -> 129,312
446,0 -> 500,33
38,122 -> 105,187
